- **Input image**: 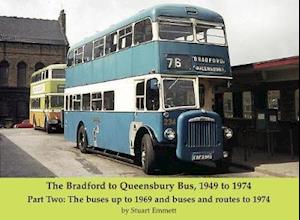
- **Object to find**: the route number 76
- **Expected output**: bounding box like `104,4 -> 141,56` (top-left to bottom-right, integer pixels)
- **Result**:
167,57 -> 182,69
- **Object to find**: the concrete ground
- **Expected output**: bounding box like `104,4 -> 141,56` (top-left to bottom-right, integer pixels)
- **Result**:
0,128 -> 298,177
231,147 -> 299,177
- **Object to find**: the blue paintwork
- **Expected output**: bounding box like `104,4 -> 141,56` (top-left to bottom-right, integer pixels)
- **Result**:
66,42 -> 159,88
66,41 -> 231,88
69,4 -> 224,51
64,111 -> 164,154
177,110 -> 223,161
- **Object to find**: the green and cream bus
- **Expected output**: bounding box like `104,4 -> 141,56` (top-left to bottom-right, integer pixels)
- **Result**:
29,64 -> 66,133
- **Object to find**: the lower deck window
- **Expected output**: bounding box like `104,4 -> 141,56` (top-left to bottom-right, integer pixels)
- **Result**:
31,98 -> 41,109
104,91 -> 114,110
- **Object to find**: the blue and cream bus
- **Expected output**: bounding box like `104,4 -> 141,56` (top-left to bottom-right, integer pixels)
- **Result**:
64,4 -> 233,174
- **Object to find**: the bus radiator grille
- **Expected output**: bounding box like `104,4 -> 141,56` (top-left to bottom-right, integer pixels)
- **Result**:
187,121 -> 217,147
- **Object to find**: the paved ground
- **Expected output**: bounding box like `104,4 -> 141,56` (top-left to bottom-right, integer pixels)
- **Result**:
0,128 -> 297,177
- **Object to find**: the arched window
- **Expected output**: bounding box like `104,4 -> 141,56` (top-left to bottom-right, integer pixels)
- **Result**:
35,62 -> 45,71
0,60 -> 9,87
17,62 -> 27,87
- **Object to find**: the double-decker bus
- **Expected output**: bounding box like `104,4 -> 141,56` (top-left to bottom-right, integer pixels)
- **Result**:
29,64 -> 66,133
64,4 -> 233,174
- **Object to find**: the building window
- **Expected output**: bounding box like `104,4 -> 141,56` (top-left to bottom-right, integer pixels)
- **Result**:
223,92 -> 233,118
134,19 -> 153,44
17,62 -> 27,87
136,81 -> 145,110
0,101 -> 9,117
104,91 -> 115,110
92,93 -> 102,111
268,90 -> 280,110
35,62 -> 45,71
243,91 -> 253,119
0,60 -> 9,86
17,101 -> 28,118
119,25 -> 133,50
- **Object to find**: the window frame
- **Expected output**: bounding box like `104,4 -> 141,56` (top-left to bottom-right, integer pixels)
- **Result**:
91,92 -> 103,111
93,37 -> 106,60
103,91 -> 115,111
136,81 -> 145,111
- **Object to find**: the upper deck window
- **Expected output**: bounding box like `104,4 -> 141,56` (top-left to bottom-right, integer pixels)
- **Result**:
196,24 -> 226,45
106,32 -> 118,54
52,69 -> 65,79
94,38 -> 105,59
67,50 -> 74,67
84,42 -> 93,62
119,26 -> 133,50
159,18 -> 193,42
75,47 -> 84,64
134,19 -> 153,44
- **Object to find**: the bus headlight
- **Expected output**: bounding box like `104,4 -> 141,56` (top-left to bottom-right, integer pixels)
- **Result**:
164,128 -> 176,141
223,127 -> 233,139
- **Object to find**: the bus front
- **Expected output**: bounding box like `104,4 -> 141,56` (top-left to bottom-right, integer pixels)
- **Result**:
154,7 -> 233,168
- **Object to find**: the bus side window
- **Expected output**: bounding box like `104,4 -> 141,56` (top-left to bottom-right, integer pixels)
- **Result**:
146,78 -> 159,111
82,93 -> 91,111
65,96 -> 69,111
106,32 -> 117,55
134,19 -> 153,45
31,98 -> 40,109
75,47 -> 84,65
67,50 -> 74,67
119,25 -> 133,50
69,95 -> 73,111
92,93 -> 102,111
104,91 -> 115,111
73,95 -> 81,111
94,38 -> 105,59
136,81 -> 145,110
84,42 -> 93,63
45,96 -> 49,109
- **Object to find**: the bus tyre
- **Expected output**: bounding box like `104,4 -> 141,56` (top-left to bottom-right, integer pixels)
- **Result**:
45,121 -> 52,134
141,134 -> 157,175
77,125 -> 88,153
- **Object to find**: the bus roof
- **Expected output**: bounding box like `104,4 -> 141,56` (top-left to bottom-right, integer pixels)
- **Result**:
31,64 -> 66,77
70,4 -> 224,51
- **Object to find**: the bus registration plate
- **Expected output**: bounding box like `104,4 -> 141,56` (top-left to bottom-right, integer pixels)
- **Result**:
192,153 -> 212,161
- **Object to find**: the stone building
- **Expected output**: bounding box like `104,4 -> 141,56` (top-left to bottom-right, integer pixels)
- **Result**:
0,10 -> 68,127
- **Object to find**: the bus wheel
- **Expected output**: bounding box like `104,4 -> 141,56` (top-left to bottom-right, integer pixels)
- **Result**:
45,120 -> 51,134
141,134 -> 157,174
77,125 -> 88,153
